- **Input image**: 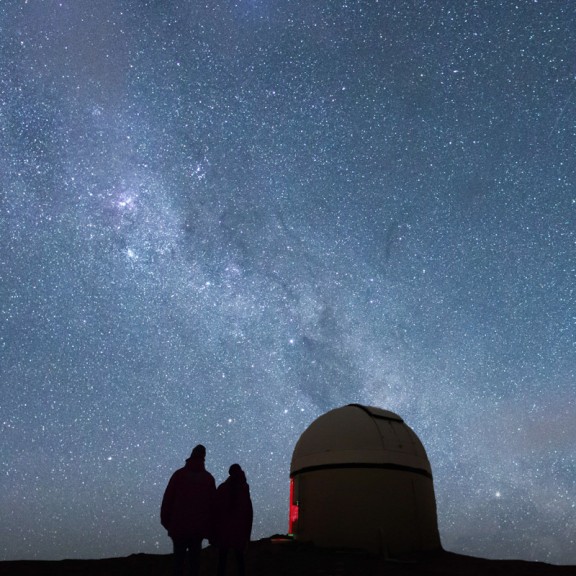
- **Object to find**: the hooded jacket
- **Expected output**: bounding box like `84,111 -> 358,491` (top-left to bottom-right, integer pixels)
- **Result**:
161,457 -> 216,541
214,467 -> 253,550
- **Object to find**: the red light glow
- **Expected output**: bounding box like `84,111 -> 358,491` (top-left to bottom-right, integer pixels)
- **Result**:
289,478 -> 299,534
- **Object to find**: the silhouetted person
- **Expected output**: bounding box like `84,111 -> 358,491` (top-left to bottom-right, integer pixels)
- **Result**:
161,444 -> 216,576
215,464 -> 253,576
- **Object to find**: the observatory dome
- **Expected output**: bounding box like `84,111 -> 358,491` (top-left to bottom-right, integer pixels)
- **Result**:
290,404 -> 432,478
289,404 -> 441,555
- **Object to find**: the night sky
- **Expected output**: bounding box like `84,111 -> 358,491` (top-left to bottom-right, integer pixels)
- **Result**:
1,0 -> 575,565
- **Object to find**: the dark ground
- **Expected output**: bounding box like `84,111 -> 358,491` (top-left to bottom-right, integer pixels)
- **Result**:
2,538 -> 575,576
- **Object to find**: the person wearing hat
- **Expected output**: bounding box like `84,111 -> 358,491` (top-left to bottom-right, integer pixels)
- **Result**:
161,444 -> 216,576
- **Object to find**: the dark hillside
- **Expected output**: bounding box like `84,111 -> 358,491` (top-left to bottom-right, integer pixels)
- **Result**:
2,538 -> 574,576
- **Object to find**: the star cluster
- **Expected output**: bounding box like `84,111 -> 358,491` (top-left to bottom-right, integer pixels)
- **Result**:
1,0 -> 575,564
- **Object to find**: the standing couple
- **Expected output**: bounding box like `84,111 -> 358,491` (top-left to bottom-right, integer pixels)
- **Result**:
161,444 -> 253,576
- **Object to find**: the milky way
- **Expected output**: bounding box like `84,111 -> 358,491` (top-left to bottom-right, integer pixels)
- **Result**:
1,0 -> 575,564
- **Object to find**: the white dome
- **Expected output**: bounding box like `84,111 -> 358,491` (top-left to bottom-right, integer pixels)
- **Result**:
290,404 -> 432,477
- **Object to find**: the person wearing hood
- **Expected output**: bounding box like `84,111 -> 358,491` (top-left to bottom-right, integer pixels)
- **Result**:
161,444 -> 216,576
215,464 -> 253,576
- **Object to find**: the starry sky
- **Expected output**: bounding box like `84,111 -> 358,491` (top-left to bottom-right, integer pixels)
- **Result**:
1,0 -> 575,565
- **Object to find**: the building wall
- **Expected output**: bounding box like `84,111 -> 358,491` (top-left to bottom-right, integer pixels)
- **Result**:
292,467 -> 441,556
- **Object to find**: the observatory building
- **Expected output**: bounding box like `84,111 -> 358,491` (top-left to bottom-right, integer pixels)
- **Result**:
289,404 -> 441,556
